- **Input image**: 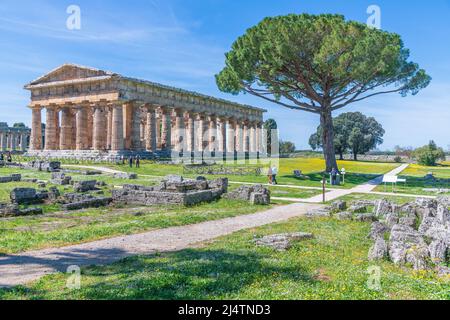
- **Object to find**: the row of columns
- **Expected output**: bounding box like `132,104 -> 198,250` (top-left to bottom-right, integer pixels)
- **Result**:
29,103 -> 264,155
0,131 -> 29,152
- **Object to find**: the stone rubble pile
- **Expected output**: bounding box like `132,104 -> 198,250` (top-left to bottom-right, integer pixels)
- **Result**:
10,187 -> 48,205
253,232 -> 314,251
306,197 -> 450,274
0,174 -> 21,183
50,172 -> 72,185
112,175 -> 228,206
0,203 -> 43,217
223,184 -> 270,205
113,172 -> 138,180
73,180 -> 98,193
60,193 -> 112,211
24,161 -> 61,172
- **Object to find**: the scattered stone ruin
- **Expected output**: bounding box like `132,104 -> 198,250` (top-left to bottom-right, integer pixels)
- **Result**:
112,175 -> 228,206
224,184 -> 270,205
0,203 -> 42,217
310,196 -> 450,276
253,232 -> 314,251
23,161 -> 61,172
50,172 -> 72,185
0,174 -> 21,183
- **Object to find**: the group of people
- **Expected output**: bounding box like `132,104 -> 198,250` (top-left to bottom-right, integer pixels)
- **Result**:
119,155 -> 141,168
0,152 -> 12,163
267,165 -> 278,185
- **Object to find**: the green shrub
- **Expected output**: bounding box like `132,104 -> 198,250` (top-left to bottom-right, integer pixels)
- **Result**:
412,141 -> 446,166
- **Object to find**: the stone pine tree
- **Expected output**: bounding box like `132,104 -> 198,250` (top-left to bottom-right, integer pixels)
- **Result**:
309,112 -> 385,161
216,14 -> 430,171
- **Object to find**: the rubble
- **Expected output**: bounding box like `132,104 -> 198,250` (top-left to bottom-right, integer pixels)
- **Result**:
253,232 -> 314,251
223,184 -> 270,205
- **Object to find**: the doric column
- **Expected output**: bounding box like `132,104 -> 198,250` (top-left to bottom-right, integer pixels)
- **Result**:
93,105 -> 107,151
86,107 -> 93,149
60,107 -> 73,150
235,119 -> 243,153
145,105 -> 157,152
218,117 -> 227,154
174,108 -> 185,152
30,107 -> 42,151
131,103 -> 142,150
161,107 -> 172,151
196,113 -> 206,152
45,106 -> 59,150
0,133 -> 6,151
250,122 -> 257,153
20,133 -> 27,151
75,106 -> 88,150
226,118 -> 236,153
185,112 -> 195,153
111,103 -> 124,151
10,132 -> 16,151
243,121 -> 250,153
106,106 -> 112,150
207,115 -> 217,153
156,116 -> 162,149
256,122 -> 262,153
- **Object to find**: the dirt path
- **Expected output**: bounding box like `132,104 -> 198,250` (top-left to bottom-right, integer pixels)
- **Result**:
0,203 -> 322,288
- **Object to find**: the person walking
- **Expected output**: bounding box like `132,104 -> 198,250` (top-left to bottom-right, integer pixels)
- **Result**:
121,155 -> 125,165
128,156 -> 133,168
135,155 -> 140,168
331,167 -> 338,185
272,165 -> 278,185
267,166 -> 273,185
6,152 -> 12,163
0,153 -> 3,161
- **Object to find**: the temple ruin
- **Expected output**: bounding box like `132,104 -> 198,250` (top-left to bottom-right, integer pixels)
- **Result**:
24,64 -> 266,159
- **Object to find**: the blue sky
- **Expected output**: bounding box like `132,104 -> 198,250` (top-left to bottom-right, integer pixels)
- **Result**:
0,0 -> 449,150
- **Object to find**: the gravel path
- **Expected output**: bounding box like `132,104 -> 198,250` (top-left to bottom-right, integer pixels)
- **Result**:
0,203 -> 322,287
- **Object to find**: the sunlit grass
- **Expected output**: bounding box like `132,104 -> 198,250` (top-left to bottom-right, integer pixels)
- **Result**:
2,216 -> 448,300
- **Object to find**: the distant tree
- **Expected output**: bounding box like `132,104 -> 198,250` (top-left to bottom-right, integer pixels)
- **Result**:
216,14 -> 430,171
279,140 -> 296,154
412,141 -> 446,166
263,119 -> 278,155
13,123 -> 26,128
394,145 -> 414,159
309,112 -> 385,161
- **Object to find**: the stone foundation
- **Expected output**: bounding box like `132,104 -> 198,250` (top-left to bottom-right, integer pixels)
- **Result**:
112,176 -> 228,206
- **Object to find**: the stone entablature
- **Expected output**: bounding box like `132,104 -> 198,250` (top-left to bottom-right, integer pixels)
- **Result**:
0,123 -> 31,152
24,64 -> 266,157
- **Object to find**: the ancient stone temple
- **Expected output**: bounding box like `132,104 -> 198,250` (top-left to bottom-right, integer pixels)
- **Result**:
24,64 -> 266,160
0,123 -> 31,152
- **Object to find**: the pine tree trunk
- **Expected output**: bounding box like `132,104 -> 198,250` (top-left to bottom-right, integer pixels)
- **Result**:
320,109 -> 338,172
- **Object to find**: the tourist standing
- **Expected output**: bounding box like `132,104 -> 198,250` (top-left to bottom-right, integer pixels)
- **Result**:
0,153 -> 3,161
128,156 -> 133,168
331,168 -> 338,185
272,165 -> 278,185
121,155 -> 125,165
267,166 -> 273,185
6,152 -> 12,163
135,155 -> 140,168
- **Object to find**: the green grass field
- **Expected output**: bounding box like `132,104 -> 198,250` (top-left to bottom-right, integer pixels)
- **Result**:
2,216 -> 448,300
374,163 -> 450,196
105,158 -> 399,189
0,198 -> 272,254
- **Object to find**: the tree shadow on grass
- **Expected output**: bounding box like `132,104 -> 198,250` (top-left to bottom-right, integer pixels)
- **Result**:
0,248 -> 317,300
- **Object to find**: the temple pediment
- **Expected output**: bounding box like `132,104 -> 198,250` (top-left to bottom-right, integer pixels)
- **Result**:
25,64 -> 115,87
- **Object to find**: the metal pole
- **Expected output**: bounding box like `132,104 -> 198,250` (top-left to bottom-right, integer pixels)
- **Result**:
322,175 -> 326,203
